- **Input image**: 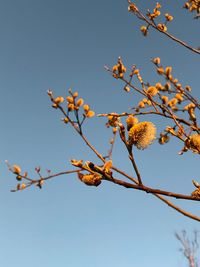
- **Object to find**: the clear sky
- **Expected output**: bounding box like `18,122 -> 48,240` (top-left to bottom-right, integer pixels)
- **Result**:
1,1 -> 200,266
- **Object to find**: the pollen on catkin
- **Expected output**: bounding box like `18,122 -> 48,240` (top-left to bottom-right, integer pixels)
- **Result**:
78,173 -> 102,186
126,115 -> 139,130
188,134 -> 200,153
128,121 -> 156,150
146,86 -> 158,97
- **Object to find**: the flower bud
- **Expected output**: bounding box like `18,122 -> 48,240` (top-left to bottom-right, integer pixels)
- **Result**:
13,165 -> 21,174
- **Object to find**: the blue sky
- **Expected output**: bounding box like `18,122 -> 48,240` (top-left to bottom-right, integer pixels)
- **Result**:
1,1 -> 200,266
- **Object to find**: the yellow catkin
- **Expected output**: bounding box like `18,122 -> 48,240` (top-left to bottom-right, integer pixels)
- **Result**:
121,67 -> 126,75
112,127 -> 118,134
173,78 -> 178,84
16,175 -> 22,181
146,100 -> 152,106
164,83 -> 171,91
83,104 -> 90,112
176,83 -> 182,90
66,96 -> 74,103
156,2 -> 161,9
71,159 -> 83,167
167,98 -> 178,107
107,114 -> 120,127
153,57 -> 161,65
126,115 -> 139,130
165,126 -> 176,135
157,67 -> 164,75
52,103 -> 58,109
157,24 -> 167,32
185,85 -> 192,92
76,98 -> 84,107
20,183 -> 26,190
190,3 -> 197,11
112,65 -> 118,72
138,101 -> 145,108
148,11 -> 160,20
137,74 -> 143,83
158,134 -> 170,145
128,121 -> 156,150
165,13 -> 173,21
68,103 -> 75,111
183,2 -> 190,9
154,9 -> 161,17
188,134 -> 200,153
128,3 -> 138,12
140,26 -> 148,36
147,86 -> 158,97
161,95 -> 169,104
13,165 -> 21,174
73,91 -> 79,98
78,173 -> 102,186
165,66 -> 172,76
86,110 -> 95,118
103,160 -> 112,173
184,102 -> 195,111
175,93 -> 183,102
142,98 -> 148,104
54,96 -> 64,104
133,69 -> 139,75
155,82 -> 163,90
191,188 -> 200,199
63,117 -> 69,124
124,85 -> 130,92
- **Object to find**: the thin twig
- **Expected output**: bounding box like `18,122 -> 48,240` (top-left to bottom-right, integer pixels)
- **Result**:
128,2 -> 200,55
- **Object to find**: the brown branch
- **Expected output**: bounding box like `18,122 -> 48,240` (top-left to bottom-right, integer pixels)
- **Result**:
155,195 -> 200,222
105,175 -> 200,201
118,123 -> 143,185
41,170 -> 81,181
105,130 -> 118,159
98,109 -> 192,127
56,104 -> 106,163
10,169 -> 81,192
111,166 -> 200,221
128,148 -> 143,185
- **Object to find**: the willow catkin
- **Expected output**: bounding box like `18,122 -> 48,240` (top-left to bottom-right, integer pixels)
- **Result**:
188,134 -> 200,153
128,121 -> 156,150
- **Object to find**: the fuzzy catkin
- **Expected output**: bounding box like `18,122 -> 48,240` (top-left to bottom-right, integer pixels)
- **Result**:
128,121 -> 156,150
189,134 -> 200,153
